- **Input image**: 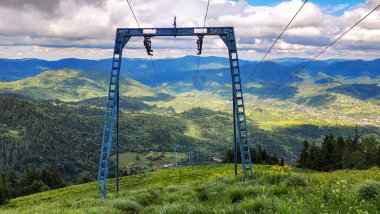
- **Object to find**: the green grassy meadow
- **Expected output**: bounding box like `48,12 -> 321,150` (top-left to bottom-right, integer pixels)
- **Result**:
2,164 -> 380,213
111,151 -> 188,172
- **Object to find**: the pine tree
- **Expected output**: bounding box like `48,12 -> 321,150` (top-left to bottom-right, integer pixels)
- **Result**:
297,140 -> 309,168
362,136 -> 379,166
333,136 -> 345,169
308,143 -> 321,170
342,138 -> 356,169
321,134 -> 335,171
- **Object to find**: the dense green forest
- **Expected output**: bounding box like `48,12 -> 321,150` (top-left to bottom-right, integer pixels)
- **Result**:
297,132 -> 380,171
0,165 -> 65,205
224,146 -> 284,166
0,95 -> 203,182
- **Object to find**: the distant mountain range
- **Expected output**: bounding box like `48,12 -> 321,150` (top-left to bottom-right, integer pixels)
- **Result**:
0,56 -> 379,101
1,56 -> 380,82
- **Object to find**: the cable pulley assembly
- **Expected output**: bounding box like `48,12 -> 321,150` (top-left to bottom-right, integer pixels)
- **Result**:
143,36 -> 153,56
196,35 -> 204,55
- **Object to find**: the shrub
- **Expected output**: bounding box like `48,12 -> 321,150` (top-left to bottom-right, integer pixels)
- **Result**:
285,175 -> 308,187
240,196 -> 275,213
135,189 -> 160,206
189,204 -> 213,214
194,186 -> 208,202
227,185 -> 260,203
111,197 -> 141,213
228,187 -> 245,203
267,174 -> 285,185
135,192 -> 155,206
241,198 -> 265,213
161,202 -> 190,214
165,185 -> 180,192
269,184 -> 289,196
358,182 -> 380,201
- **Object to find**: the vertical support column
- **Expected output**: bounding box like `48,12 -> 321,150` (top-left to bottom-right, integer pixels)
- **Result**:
233,95 -> 238,176
97,31 -> 130,198
116,79 -> 120,193
220,28 -> 253,177
115,34 -> 130,194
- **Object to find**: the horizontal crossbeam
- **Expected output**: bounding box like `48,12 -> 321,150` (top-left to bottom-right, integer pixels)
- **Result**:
117,27 -> 233,37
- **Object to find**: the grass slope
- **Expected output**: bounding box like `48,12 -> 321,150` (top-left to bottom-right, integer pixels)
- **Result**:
1,164 -> 380,213
110,151 -> 187,173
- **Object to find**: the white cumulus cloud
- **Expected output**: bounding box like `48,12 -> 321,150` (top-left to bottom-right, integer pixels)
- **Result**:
0,0 -> 378,60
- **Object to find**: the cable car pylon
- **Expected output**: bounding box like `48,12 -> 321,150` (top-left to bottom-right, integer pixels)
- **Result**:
97,27 -> 253,198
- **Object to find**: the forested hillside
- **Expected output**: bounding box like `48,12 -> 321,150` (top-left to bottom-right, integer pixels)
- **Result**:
0,56 -> 379,204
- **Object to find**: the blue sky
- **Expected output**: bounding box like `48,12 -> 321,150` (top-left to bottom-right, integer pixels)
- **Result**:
240,0 -> 361,6
236,0 -> 364,15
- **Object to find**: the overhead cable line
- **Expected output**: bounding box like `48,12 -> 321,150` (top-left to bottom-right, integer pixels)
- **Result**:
192,0 -> 211,107
242,0 -> 308,87
149,56 -> 164,95
126,0 -> 141,29
126,0 -> 164,98
269,3 -> 380,96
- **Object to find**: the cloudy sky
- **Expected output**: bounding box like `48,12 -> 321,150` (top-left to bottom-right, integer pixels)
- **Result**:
0,0 -> 379,60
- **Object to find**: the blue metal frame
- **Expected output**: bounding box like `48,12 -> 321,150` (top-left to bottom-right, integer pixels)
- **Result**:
173,146 -> 194,169
97,27 -> 253,198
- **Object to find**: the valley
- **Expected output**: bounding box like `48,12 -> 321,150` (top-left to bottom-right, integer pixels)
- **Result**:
0,56 -> 379,184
